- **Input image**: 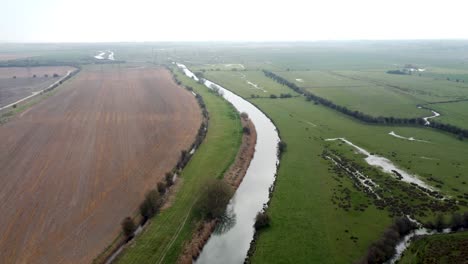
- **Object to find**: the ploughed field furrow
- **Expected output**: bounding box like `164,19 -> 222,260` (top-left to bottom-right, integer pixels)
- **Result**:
0,67 -> 201,264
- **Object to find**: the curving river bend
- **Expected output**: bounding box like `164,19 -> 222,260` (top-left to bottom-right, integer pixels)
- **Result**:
176,63 -> 280,264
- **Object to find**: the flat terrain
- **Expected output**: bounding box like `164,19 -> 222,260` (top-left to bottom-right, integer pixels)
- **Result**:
0,53 -> 33,61
204,69 -> 468,263
0,66 -> 75,107
0,66 -> 201,263
117,68 -> 242,264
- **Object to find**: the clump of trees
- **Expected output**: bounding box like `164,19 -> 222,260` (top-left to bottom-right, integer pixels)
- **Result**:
139,190 -> 163,220
357,217 -> 417,264
254,211 -> 270,230
386,70 -> 408,75
121,217 -> 136,239
197,180 -> 234,219
423,212 -> 468,232
263,70 -> 468,139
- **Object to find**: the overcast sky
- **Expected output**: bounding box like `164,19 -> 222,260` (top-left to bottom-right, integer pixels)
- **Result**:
1,0 -> 467,42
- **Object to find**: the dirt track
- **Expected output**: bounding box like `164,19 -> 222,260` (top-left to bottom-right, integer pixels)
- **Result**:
0,66 -> 201,263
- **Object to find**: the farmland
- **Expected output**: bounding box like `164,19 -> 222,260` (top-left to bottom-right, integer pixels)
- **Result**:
0,66 -> 75,107
0,65 -> 201,263
1,41 -> 468,264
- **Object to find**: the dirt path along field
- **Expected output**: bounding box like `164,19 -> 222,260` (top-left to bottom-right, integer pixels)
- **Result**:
0,67 -> 202,264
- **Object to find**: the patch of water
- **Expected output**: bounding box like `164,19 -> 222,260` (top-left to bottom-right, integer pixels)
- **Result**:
388,131 -> 429,143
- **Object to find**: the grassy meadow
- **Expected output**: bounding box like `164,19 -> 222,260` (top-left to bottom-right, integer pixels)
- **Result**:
203,66 -> 468,263
399,231 -> 468,264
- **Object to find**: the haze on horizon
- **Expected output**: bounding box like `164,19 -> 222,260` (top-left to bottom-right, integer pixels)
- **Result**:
1,0 -> 467,43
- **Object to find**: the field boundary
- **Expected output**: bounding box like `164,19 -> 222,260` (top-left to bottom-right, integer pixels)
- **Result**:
263,70 -> 468,139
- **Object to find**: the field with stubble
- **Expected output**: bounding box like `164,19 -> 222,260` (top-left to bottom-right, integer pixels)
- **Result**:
0,66 -> 201,263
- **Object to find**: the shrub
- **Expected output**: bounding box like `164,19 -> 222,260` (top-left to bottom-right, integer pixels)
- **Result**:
44,74 -> 48,78
165,172 -> 174,187
269,94 -> 278,99
121,217 -> 136,238
139,190 -> 162,219
157,182 -> 166,194
434,214 -> 445,232
450,213 -> 464,231
243,126 -> 251,135
197,180 -> 233,219
53,73 -> 59,78
254,212 -> 270,230
278,141 -> 287,156
240,112 -> 249,120
12,76 -> 16,79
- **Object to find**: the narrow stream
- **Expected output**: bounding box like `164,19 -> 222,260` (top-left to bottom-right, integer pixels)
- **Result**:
176,63 -> 280,264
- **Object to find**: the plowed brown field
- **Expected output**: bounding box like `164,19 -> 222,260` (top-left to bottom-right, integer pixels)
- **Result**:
0,67 -> 201,263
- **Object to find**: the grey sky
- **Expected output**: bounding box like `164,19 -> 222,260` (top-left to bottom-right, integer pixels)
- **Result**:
1,0 -> 467,42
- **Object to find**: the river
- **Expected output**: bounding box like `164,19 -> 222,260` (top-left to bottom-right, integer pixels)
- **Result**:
176,63 -> 280,264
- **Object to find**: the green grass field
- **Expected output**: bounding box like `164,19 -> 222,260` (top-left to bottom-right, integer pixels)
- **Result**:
202,70 -> 468,263
116,69 -> 242,264
431,101 -> 468,130
399,231 -> 468,264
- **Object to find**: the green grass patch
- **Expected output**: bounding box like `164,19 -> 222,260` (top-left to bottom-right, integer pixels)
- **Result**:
399,231 -> 468,264
204,71 -> 468,263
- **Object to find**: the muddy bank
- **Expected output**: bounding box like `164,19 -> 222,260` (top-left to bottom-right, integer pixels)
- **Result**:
177,117 -> 257,264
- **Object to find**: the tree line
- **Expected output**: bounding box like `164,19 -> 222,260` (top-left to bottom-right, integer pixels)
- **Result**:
263,70 -> 468,139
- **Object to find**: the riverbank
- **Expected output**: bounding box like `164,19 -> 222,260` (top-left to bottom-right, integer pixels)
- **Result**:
177,117 -> 257,263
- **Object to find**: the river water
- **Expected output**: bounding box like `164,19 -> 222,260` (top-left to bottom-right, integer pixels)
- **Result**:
176,63 -> 280,264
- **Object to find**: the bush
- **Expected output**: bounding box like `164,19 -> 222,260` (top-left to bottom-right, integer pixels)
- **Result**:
278,141 -> 287,156
12,76 -> 16,79
121,217 -> 136,238
139,190 -> 162,219
240,112 -> 249,120
254,212 -> 270,230
243,126 -> 251,135
157,182 -> 166,194
53,73 -> 59,78
450,213 -> 464,231
197,180 -> 234,219
44,74 -> 48,78
269,94 -> 278,99
165,172 -> 174,186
